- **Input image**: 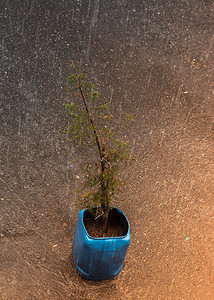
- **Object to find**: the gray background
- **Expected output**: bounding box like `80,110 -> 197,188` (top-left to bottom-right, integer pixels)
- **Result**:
1,0 -> 213,299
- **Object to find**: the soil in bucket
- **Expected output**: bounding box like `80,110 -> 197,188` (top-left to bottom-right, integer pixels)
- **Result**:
83,208 -> 128,238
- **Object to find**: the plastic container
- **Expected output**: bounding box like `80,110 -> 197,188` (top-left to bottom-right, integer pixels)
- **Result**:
72,207 -> 130,280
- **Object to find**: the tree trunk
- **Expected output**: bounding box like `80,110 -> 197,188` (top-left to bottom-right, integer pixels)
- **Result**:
101,203 -> 109,234
103,213 -> 109,234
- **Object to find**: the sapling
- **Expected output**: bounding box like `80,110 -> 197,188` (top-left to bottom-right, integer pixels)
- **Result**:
65,62 -> 131,234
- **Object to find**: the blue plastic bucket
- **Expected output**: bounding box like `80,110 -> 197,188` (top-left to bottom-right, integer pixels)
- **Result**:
72,207 -> 130,280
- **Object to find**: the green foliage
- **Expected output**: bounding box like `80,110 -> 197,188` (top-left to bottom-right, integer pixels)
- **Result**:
65,63 -> 131,221
125,113 -> 133,121
65,101 -> 94,145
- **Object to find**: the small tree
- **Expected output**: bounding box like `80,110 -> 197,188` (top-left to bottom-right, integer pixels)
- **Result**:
65,62 -> 131,234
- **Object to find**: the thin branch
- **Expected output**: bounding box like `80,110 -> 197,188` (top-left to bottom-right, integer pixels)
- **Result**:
72,62 -> 104,172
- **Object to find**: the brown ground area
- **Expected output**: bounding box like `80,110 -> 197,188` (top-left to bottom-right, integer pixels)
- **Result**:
1,0 -> 213,299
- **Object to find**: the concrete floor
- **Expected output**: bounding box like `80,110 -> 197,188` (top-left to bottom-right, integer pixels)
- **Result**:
1,0 -> 213,299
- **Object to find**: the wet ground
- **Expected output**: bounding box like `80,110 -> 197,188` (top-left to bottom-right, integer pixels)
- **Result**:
1,0 -> 214,299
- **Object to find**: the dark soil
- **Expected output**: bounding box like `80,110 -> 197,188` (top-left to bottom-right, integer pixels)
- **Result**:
83,209 -> 128,238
